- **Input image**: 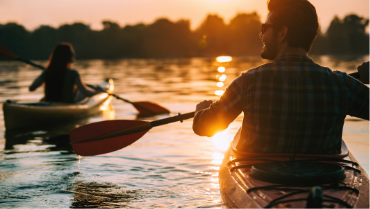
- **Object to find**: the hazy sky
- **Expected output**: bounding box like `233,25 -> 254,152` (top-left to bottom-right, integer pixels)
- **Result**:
0,0 -> 368,32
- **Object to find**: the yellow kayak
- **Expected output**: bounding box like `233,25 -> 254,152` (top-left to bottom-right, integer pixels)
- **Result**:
3,79 -> 114,130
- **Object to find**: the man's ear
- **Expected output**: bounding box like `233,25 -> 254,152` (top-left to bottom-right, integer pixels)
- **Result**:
277,26 -> 288,42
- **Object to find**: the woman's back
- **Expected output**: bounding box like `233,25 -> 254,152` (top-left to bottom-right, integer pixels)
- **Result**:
29,42 -> 103,102
43,43 -> 76,103
43,68 -> 79,103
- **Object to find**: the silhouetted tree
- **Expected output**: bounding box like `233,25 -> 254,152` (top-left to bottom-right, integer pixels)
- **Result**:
141,18 -> 194,58
0,13 -> 368,60
195,14 -> 228,56
313,14 -> 369,55
0,23 -> 29,58
227,12 -> 262,56
343,14 -> 369,54
310,26 -> 325,54
28,26 -> 58,59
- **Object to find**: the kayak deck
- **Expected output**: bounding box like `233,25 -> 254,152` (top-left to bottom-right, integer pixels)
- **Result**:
219,129 -> 369,208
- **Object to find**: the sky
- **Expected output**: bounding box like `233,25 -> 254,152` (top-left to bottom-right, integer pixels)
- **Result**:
0,0 -> 368,33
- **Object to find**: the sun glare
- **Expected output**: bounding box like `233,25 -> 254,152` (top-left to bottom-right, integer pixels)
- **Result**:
216,82 -> 224,87
216,56 -> 232,63
210,129 -> 233,164
211,152 -> 224,165
211,129 -> 232,151
215,90 -> 224,96
218,66 -> 225,72
218,74 -> 227,82
99,97 -> 112,111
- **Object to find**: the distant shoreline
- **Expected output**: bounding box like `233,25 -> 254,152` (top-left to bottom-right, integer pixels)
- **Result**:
1,13 -> 368,60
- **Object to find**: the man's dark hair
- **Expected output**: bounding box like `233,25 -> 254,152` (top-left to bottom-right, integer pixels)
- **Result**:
268,0 -> 319,52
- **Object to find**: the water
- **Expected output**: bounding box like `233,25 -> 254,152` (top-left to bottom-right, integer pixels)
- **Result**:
0,55 -> 368,208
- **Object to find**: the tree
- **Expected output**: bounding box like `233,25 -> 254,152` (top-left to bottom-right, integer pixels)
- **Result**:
0,23 -> 29,59
325,14 -> 369,55
227,12 -> 262,56
195,14 -> 228,56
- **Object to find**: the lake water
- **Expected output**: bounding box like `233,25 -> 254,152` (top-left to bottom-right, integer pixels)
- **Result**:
0,55 -> 368,208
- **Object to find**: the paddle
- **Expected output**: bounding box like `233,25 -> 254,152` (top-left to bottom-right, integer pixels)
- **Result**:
70,111 -> 195,156
0,45 -> 46,69
0,44 -> 170,116
110,94 -> 170,116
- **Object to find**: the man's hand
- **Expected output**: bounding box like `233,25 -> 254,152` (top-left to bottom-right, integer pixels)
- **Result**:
195,100 -> 213,113
357,61 -> 369,84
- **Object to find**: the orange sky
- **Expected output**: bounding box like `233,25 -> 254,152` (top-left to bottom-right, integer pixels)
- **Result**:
0,0 -> 368,32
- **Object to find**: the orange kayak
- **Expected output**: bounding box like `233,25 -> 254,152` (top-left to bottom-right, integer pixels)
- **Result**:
219,129 -> 369,208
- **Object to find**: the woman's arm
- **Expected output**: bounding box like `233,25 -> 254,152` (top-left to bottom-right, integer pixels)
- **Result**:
75,75 -> 104,97
29,73 -> 44,91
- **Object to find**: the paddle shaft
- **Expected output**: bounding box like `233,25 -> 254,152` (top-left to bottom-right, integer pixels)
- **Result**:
151,111 -> 195,127
110,94 -> 133,104
73,111 -> 195,144
16,57 -> 46,70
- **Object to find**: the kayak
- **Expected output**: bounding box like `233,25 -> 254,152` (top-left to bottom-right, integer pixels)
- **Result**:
219,129 -> 369,208
3,79 -> 114,130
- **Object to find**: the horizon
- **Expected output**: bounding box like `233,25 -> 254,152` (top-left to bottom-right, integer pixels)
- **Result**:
0,0 -> 368,33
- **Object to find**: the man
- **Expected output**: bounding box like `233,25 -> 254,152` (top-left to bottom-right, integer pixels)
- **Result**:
192,0 -> 369,154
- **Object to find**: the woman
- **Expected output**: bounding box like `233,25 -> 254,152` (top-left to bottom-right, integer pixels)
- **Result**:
29,43 -> 103,103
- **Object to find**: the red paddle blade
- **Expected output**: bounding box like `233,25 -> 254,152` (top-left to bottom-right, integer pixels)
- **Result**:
133,101 -> 170,116
0,45 -> 17,60
70,120 -> 152,156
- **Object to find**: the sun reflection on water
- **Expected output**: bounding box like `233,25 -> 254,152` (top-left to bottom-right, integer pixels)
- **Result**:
78,155 -> 81,172
211,129 -> 232,152
210,128 -> 233,165
216,56 -> 232,63
99,96 -> 112,111
216,82 -> 224,87
217,67 -> 225,72
211,152 -> 224,165
215,90 -> 224,96
218,74 -> 227,82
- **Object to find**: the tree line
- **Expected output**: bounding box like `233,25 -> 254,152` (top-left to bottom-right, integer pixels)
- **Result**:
0,12 -> 368,60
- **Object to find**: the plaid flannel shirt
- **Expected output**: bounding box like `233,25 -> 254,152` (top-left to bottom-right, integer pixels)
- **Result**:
193,54 -> 369,154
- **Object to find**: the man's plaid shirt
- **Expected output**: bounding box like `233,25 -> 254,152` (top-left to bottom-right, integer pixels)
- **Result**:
193,54 -> 369,154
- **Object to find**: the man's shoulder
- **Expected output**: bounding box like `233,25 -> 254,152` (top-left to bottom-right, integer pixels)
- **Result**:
241,62 -> 273,78
311,63 -> 349,82
241,60 -> 349,81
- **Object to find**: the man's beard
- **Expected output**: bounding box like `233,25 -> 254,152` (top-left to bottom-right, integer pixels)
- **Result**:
260,37 -> 279,60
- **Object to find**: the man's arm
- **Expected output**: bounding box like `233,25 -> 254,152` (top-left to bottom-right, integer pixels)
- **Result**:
357,61 -> 369,84
193,75 -> 245,137
349,61 -> 369,84
346,75 -> 369,120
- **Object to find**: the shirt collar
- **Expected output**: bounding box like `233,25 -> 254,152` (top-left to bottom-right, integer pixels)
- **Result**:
273,53 -> 314,63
